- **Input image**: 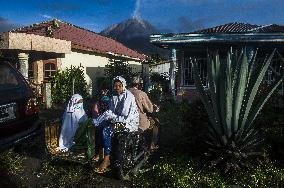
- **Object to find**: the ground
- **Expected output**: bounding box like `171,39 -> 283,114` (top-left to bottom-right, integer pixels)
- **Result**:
0,106 -> 131,188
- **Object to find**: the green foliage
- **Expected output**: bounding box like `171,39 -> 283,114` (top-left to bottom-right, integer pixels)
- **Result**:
225,160 -> 284,187
72,118 -> 95,161
104,59 -> 136,87
149,53 -> 165,64
132,156 -> 225,188
148,72 -> 170,103
193,47 -> 284,172
132,155 -> 284,187
40,161 -> 85,187
51,65 -> 89,105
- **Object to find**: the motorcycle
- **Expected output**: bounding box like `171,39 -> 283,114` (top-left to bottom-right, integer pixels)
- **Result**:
45,117 -> 159,180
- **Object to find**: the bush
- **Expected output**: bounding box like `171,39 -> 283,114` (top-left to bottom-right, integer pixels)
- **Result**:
104,59 -> 136,87
148,72 -> 170,103
51,65 -> 89,105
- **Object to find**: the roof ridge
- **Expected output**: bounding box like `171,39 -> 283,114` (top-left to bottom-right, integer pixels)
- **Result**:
247,24 -> 274,32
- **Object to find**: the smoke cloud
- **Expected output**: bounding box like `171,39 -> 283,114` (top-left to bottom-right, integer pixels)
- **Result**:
132,0 -> 142,20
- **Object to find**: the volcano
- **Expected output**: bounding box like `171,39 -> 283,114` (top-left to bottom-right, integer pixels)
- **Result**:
101,18 -> 169,58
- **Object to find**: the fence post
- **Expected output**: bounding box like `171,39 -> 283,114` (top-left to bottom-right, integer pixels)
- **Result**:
72,78 -> 75,95
43,81 -> 52,109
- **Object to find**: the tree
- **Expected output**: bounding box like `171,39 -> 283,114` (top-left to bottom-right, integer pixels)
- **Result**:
104,59 -> 136,88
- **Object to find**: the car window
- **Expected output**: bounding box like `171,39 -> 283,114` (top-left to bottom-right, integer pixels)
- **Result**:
0,64 -> 20,90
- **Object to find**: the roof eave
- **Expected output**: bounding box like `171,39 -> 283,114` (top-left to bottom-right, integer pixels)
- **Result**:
150,33 -> 284,48
106,52 -> 145,61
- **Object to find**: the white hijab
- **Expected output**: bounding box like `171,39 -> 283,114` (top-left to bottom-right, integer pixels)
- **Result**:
58,94 -> 87,151
110,76 -> 139,132
93,76 -> 139,132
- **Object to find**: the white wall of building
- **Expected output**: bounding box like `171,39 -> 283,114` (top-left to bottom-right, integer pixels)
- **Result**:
150,62 -> 170,75
59,51 -> 142,95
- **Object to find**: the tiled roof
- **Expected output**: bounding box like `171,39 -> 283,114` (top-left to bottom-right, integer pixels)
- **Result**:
12,19 -> 145,60
192,22 -> 284,34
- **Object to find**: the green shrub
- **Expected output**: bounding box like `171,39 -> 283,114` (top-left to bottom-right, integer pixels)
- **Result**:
104,59 -> 136,87
148,72 -> 170,103
51,65 -> 89,105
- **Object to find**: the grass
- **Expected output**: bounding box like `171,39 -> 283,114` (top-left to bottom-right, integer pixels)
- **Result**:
1,97 -> 283,187
131,154 -> 284,188
0,150 -> 25,175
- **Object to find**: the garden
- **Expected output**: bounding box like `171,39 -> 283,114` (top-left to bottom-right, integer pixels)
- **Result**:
0,48 -> 284,187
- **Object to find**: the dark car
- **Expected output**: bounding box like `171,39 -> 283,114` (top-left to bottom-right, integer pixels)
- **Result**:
0,60 -> 41,152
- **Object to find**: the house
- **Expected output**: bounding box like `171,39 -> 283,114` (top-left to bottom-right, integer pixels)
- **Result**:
0,19 -> 146,95
150,22 -> 284,101
149,61 -> 170,77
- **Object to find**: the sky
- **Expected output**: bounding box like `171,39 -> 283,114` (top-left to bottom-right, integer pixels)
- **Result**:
1,0 -> 284,33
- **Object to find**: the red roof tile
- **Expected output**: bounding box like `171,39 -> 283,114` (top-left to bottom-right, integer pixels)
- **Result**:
12,19 -> 146,60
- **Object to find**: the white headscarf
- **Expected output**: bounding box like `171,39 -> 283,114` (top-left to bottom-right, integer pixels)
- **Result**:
93,76 -> 139,132
58,94 -> 87,151
112,76 -> 127,92
110,76 -> 139,132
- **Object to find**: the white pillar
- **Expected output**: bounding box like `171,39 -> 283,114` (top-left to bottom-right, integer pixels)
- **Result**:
169,48 -> 177,99
44,82 -> 52,109
18,53 -> 29,79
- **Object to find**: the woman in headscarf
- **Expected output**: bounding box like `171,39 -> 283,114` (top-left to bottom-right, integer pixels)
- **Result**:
93,76 -> 139,173
57,94 -> 87,152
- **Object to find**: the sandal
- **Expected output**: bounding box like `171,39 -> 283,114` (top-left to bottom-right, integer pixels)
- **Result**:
150,144 -> 159,151
95,166 -> 110,174
95,161 -> 110,174
92,155 -> 100,162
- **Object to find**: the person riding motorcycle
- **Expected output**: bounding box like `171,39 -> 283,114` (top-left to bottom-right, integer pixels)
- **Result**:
92,76 -> 139,173
129,76 -> 159,150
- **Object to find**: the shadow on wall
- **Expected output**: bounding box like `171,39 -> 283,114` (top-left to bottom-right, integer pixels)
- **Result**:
86,64 -> 143,96
86,66 -> 105,96
129,64 -> 142,74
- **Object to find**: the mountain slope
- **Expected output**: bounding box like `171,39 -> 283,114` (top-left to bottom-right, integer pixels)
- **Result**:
101,18 -> 169,58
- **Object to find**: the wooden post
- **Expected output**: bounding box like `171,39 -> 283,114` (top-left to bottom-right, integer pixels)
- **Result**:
169,48 -> 177,99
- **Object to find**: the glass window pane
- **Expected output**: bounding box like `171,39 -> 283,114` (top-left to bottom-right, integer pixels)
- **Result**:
0,64 -> 19,89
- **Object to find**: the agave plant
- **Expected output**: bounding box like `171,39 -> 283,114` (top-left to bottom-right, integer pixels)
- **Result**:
192,47 -> 284,172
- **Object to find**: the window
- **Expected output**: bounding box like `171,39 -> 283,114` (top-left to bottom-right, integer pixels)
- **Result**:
0,64 -> 19,90
182,58 -> 207,87
44,63 -> 57,79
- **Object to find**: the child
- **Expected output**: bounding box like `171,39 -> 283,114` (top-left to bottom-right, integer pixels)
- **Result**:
57,94 -> 87,152
92,89 -> 110,118
91,89 -> 110,161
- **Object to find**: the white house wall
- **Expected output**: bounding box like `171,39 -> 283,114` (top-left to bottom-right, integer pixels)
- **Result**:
150,63 -> 170,75
59,51 -> 142,95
